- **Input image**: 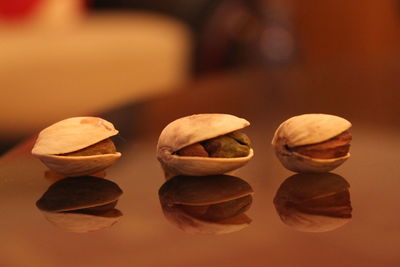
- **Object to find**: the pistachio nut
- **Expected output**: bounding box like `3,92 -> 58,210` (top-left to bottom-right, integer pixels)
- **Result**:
32,117 -> 121,176
273,173 -> 352,232
158,174 -> 254,235
36,176 -> 123,233
272,114 -> 352,173
157,114 -> 254,179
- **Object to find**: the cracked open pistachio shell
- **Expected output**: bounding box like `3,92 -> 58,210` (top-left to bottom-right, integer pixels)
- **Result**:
157,114 -> 254,179
159,175 -> 253,235
272,114 -> 352,173
36,176 -> 123,233
31,117 -> 121,176
273,173 -> 352,232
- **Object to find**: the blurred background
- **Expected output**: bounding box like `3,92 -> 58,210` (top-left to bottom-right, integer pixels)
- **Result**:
1,0 -> 400,154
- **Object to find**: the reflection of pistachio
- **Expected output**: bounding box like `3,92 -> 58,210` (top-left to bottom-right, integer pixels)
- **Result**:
60,138 -> 116,157
36,176 -> 123,212
36,176 -> 123,233
179,194 -> 252,221
44,169 -> 106,183
159,174 -> 254,235
41,210 -> 122,233
273,173 -> 352,232
72,201 -> 118,214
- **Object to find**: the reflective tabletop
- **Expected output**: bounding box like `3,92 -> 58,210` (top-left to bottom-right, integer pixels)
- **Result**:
1,71 -> 400,267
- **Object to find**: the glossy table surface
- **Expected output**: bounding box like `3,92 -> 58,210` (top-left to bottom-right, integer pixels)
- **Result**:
1,71 -> 400,267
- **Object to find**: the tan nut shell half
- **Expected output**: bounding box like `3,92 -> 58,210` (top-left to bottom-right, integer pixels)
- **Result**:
271,114 -> 351,173
157,114 -> 253,178
31,117 -> 121,176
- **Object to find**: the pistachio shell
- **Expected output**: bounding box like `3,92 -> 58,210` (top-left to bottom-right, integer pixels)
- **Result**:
275,151 -> 349,173
159,149 -> 254,179
158,114 -> 250,151
272,114 -> 352,173
41,209 -> 122,233
32,117 -> 119,155
35,153 -> 121,177
157,114 -> 253,178
272,114 -> 351,147
31,117 -> 121,176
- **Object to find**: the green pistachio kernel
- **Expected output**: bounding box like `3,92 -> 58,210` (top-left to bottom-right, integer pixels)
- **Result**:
228,131 -> 251,146
202,135 -> 250,158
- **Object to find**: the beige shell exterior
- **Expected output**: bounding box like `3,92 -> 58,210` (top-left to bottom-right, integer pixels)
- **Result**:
31,117 -> 120,176
34,153 -> 121,177
161,205 -> 251,235
274,151 -> 349,173
272,114 -> 352,173
272,114 -> 352,147
32,117 -> 119,155
157,114 -> 253,178
41,210 -> 122,233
